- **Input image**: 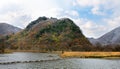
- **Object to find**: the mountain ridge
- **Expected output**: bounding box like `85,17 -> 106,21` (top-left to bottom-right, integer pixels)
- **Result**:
89,26 -> 120,45
0,23 -> 22,36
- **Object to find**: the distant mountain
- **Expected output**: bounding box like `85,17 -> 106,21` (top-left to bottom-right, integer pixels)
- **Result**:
89,26 -> 120,45
98,26 -> 120,45
6,17 -> 91,51
88,38 -> 99,45
0,23 -> 22,36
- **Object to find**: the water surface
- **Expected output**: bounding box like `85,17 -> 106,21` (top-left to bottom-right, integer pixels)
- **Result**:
0,52 -> 120,69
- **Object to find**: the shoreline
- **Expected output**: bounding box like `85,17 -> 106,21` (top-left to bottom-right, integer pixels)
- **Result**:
2,50 -> 120,59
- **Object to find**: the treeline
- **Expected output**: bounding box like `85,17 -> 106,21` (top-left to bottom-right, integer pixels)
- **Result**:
0,37 -> 5,53
0,35 -> 10,53
92,43 -> 120,51
0,34 -> 120,53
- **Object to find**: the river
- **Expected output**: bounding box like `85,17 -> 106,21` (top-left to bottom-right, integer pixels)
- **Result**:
0,52 -> 120,69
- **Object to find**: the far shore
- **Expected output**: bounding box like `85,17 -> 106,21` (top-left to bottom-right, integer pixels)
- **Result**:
1,49 -> 63,54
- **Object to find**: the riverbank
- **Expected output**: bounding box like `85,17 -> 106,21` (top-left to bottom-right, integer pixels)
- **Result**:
2,49 -> 63,54
61,52 -> 120,58
3,50 -> 120,58
3,49 -> 54,53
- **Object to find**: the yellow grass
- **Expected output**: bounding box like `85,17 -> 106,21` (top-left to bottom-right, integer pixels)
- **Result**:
4,49 -> 13,53
61,52 -> 120,58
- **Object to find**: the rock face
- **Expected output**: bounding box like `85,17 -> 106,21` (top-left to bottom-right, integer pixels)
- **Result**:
0,23 -> 22,36
89,26 -> 120,45
7,17 -> 91,51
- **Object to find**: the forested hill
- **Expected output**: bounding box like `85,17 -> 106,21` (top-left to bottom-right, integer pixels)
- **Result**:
4,17 -> 92,51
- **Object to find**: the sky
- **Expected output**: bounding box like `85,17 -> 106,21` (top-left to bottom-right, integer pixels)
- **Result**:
0,0 -> 120,38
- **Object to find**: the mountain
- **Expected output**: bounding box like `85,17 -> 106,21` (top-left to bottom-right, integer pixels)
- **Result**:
6,17 -> 91,51
88,38 -> 99,45
89,26 -> 120,45
0,23 -> 22,36
98,26 -> 120,45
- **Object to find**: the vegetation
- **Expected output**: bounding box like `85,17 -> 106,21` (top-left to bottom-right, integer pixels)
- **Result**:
92,42 -> 120,51
0,35 -> 10,53
61,52 -> 120,58
0,38 -> 5,53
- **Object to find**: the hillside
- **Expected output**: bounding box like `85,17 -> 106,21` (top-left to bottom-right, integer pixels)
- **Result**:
6,17 -> 91,51
0,23 -> 22,36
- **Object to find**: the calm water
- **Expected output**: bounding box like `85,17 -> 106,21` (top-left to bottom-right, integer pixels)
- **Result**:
0,52 -> 120,69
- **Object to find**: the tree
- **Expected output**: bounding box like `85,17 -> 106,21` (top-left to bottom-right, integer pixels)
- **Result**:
0,38 -> 5,53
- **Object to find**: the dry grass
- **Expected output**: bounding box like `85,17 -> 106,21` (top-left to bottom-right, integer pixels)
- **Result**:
61,52 -> 120,58
4,49 -> 13,53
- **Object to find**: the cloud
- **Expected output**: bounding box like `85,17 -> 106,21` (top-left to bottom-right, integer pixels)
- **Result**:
104,16 -> 120,29
65,10 -> 79,17
42,8 -> 79,19
75,0 -> 106,16
73,18 -> 107,38
75,0 -> 120,16
0,10 -> 32,28
91,7 -> 105,15
0,4 -> 32,28
76,0 -> 103,7
72,1 -> 78,6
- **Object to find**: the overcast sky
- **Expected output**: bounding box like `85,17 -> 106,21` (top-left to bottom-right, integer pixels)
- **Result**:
0,0 -> 120,38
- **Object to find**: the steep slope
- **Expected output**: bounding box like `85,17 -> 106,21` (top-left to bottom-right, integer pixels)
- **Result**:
98,26 -> 120,45
7,17 -> 91,51
0,23 -> 22,36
